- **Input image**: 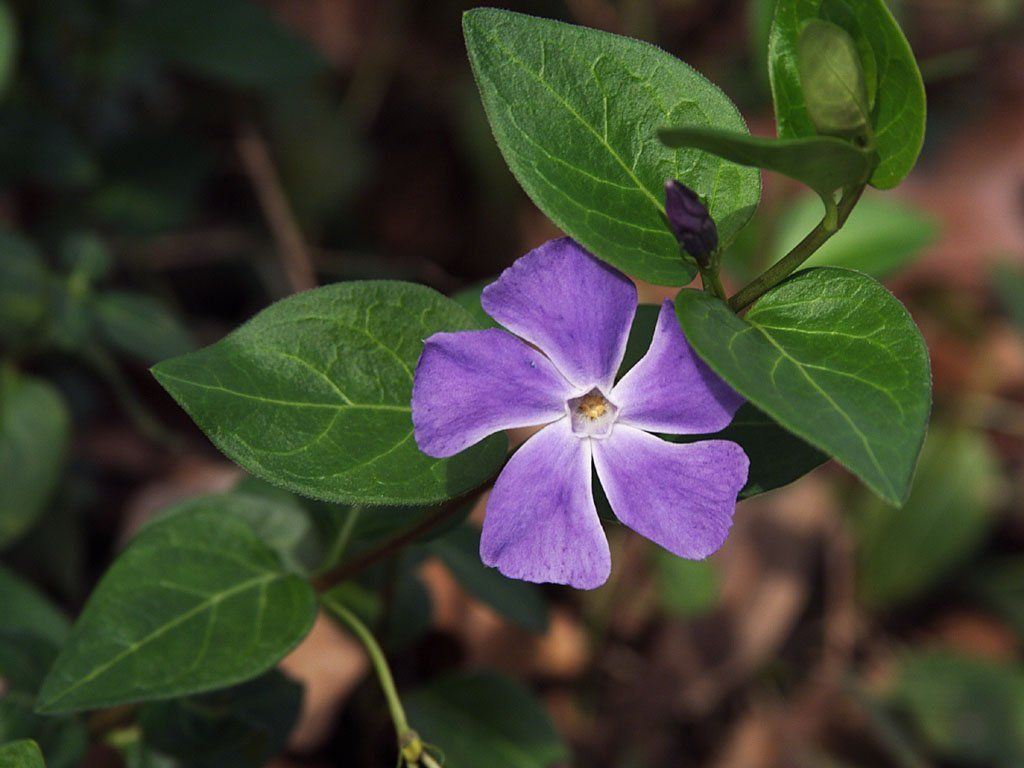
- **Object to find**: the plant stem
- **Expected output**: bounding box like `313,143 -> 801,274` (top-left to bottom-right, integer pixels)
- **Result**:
311,492 -> 477,593
700,265 -> 727,300
322,596 -> 425,763
727,185 -> 865,312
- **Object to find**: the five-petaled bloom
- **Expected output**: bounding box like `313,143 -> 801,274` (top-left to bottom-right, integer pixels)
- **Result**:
411,238 -> 749,589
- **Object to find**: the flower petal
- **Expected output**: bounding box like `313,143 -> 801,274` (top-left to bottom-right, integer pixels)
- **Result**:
612,300 -> 743,434
593,425 -> 748,559
481,419 -> 610,589
412,329 -> 571,458
481,238 -> 636,391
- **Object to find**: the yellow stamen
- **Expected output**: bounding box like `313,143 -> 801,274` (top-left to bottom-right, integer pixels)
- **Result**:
577,393 -> 607,419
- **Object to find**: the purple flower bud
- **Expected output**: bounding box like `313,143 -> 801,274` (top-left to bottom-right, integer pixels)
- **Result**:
664,180 -> 718,266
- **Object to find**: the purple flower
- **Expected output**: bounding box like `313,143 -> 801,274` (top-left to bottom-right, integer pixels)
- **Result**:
412,238 -> 749,589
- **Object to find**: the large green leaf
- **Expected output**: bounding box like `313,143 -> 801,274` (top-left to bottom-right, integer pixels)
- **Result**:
676,268 -> 931,505
0,566 -> 69,647
152,281 -> 507,505
659,127 -> 872,201
36,506 -> 317,713
0,371 -> 71,549
0,740 -> 45,768
770,193 -> 938,277
890,651 -> 1024,765
404,672 -> 568,768
428,526 -> 549,634
94,291 -> 194,364
463,8 -> 760,285
857,426 -> 998,610
768,0 -> 926,188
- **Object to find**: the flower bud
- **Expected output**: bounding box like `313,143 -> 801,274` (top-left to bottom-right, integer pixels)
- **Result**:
663,180 -> 718,266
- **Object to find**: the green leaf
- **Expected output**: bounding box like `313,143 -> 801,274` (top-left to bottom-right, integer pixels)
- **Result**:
991,263 -> 1024,333
59,234 -> 111,284
771,193 -> 938,277
152,281 -> 507,506
0,232 -> 52,349
659,127 -> 872,201
676,268 -> 931,505
625,304 -> 828,497
857,426 -> 998,610
654,550 -> 719,617
0,740 -> 45,768
890,651 -> 1024,765
0,370 -> 71,549
428,525 -> 549,633
768,0 -> 926,188
0,566 -> 69,647
129,0 -> 325,91
36,506 -> 317,713
139,669 -> 302,768
404,672 -> 569,768
94,291 -> 194,364
796,19 -> 870,137
463,8 -> 760,286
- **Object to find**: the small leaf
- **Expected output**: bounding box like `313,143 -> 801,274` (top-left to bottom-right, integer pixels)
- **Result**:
128,0 -> 325,91
428,525 -> 549,633
0,740 -> 45,768
59,234 -> 111,283
451,281 -> 499,330
676,268 -> 931,505
36,505 -> 317,713
404,672 -> 569,768
0,566 -> 69,647
771,193 -> 938,277
94,291 -> 194,364
464,8 -> 760,286
890,651 -> 1024,765
654,550 -> 719,617
857,426 -> 998,610
138,670 -> 303,768
0,370 -> 71,549
796,19 -> 869,137
152,281 -> 507,506
659,127 -> 872,202
769,0 -> 926,188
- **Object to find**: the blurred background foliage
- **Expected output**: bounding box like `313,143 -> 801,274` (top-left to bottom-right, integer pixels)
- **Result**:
1,0 -> 1024,766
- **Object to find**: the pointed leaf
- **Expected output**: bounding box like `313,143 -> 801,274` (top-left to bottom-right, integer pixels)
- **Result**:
36,505 -> 317,713
152,281 -> 507,505
676,268 -> 931,505
0,741 -> 45,768
464,8 -> 760,285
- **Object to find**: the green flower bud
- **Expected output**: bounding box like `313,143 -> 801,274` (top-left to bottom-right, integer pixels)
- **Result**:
797,18 -> 871,139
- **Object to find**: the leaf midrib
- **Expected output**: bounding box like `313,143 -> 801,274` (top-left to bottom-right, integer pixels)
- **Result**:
156,371 -> 410,413
481,29 -> 664,216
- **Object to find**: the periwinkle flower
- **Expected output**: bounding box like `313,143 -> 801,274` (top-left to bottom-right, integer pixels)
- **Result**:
664,179 -> 718,265
412,238 -> 748,589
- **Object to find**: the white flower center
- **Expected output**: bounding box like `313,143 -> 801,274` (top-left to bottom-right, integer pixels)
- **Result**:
567,388 -> 618,439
